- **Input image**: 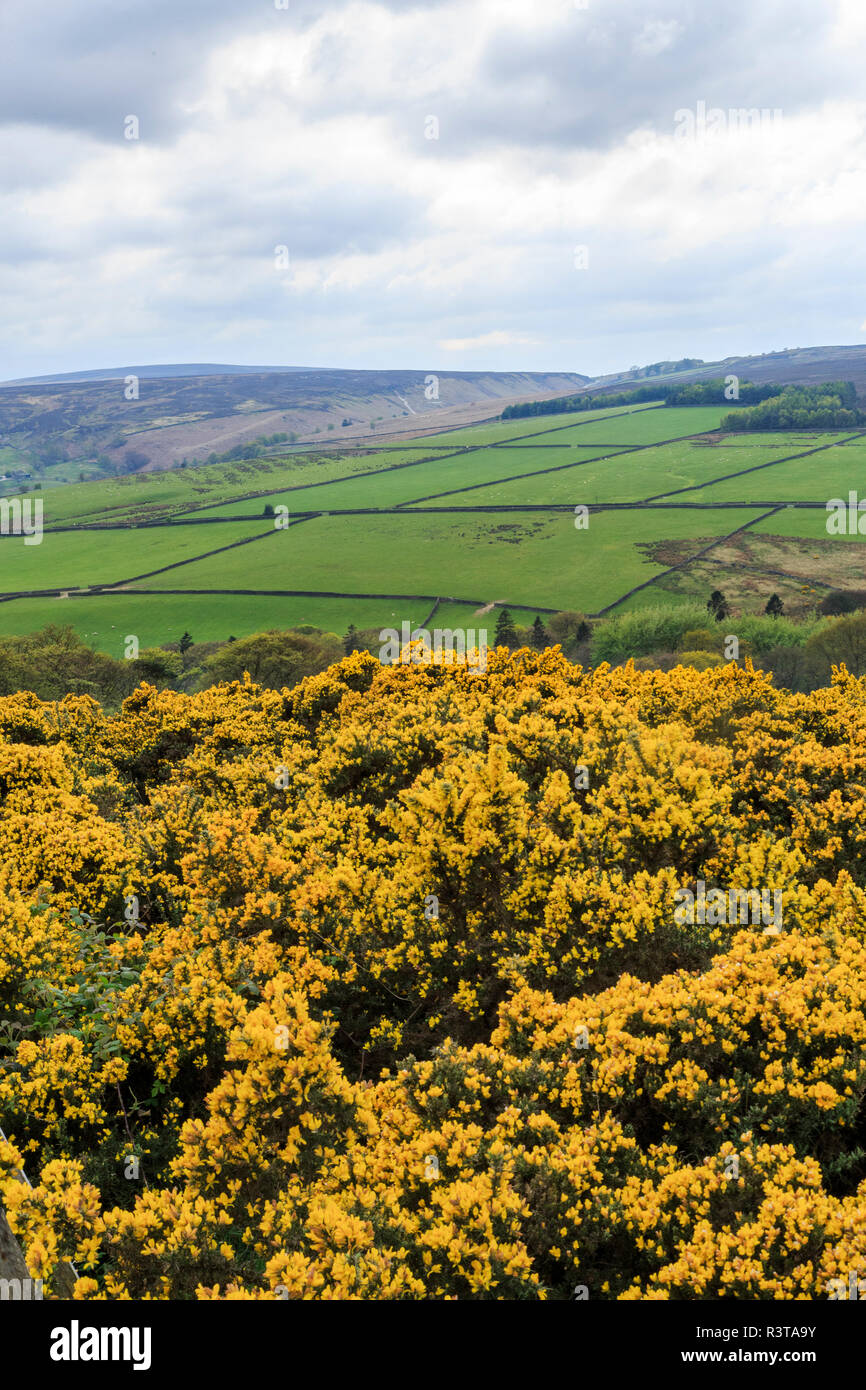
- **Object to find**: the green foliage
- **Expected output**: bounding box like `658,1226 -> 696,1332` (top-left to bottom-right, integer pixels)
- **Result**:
735,613 -> 823,653
679,627 -> 721,652
494,608 -> 518,647
0,625 -> 133,704
501,376 -> 780,421
804,611 -> 866,679
547,610 -> 591,653
707,590 -> 730,622
722,382 -> 861,431
818,589 -> 866,617
590,604 -> 709,663
202,628 -> 343,688
130,648 -> 184,682
676,649 -> 725,671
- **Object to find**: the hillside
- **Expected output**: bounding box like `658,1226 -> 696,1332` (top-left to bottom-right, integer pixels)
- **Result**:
0,368 -> 588,482
1,394 -> 866,659
0,364 -> 312,387
589,344 -> 866,397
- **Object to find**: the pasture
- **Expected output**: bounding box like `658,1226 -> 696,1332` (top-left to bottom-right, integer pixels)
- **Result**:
2,400 -> 866,650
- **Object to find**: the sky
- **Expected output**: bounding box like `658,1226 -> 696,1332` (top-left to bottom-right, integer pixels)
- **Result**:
2,0 -> 866,381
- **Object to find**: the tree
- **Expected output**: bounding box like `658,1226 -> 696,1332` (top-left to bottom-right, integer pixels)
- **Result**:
707,590 -> 730,622
343,624 -> 361,655
130,647 -> 184,683
805,611 -> 866,680
765,593 -> 784,619
530,615 -> 549,649
547,611 -> 591,651
263,503 -> 275,517
179,632 -> 193,655
121,449 -> 150,473
203,629 -> 342,690
494,608 -> 518,647
818,590 -> 866,617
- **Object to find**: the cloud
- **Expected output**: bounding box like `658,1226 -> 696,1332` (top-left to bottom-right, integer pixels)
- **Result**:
1,0 -> 865,380
632,19 -> 684,58
439,331 -> 539,351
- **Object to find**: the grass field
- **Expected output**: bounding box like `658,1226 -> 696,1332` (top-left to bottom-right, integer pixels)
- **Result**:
187,446 -> 628,516
125,507 -> 767,615
0,593 -> 438,652
0,520 -> 267,592
750,507 -> 866,540
1,401 -> 864,649
403,401 -> 665,445
686,437 -> 866,503
518,405 -> 735,446
418,439 -> 814,507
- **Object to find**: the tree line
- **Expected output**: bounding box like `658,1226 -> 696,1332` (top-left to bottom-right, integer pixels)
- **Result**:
721,382 -> 863,430
8,586 -> 866,707
501,377 -> 786,420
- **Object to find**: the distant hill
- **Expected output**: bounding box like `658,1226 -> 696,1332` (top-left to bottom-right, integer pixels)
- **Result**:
0,364 -> 312,387
0,367 -> 589,482
586,344 -> 866,396
6,344 -> 864,492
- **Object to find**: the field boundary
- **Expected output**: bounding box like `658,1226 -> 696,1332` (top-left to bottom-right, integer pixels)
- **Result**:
593,507 -> 785,617
643,430 -> 866,502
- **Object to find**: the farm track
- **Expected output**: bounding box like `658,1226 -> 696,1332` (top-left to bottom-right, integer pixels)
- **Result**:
3,414 -> 864,619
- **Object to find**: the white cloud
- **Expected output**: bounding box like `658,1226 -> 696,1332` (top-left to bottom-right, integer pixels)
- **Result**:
438,330 -> 539,351
632,19 -> 684,58
0,0 -> 863,379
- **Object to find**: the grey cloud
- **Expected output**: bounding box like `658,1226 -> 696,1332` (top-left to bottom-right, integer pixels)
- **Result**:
440,0 -> 839,153
0,0 -> 451,143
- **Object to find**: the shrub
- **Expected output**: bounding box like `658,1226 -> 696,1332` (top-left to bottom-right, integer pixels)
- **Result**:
676,649 -> 725,671
678,627 -> 721,652
3,652 -> 866,1299
590,604 -> 708,663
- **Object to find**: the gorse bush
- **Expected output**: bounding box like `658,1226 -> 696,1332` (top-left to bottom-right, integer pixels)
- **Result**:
2,652 -> 866,1299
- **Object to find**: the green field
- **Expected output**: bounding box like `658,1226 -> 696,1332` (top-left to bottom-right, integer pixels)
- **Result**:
0,401 -> 855,649
0,593 -> 446,652
518,405 -> 736,447
750,507 -> 863,541
431,433 -> 855,508
185,445 -> 628,516
409,401 -> 664,445
124,507 -> 766,615
0,520 -> 267,592
686,438 -> 866,503
38,449 -> 445,526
